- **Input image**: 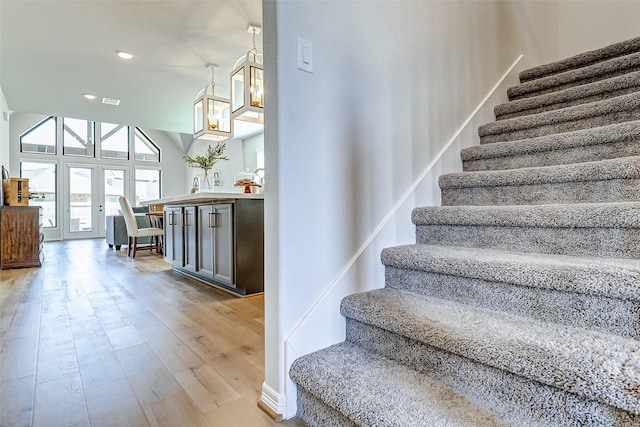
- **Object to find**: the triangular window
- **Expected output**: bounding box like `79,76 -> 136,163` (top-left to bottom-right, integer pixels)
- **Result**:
134,128 -> 160,162
20,116 -> 56,154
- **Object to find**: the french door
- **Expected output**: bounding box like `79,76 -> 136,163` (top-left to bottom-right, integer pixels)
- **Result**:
62,165 -> 128,239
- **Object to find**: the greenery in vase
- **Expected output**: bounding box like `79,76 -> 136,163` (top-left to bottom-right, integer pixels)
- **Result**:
182,141 -> 230,173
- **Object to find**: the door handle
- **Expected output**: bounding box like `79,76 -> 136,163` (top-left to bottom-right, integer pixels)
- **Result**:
209,212 -> 217,228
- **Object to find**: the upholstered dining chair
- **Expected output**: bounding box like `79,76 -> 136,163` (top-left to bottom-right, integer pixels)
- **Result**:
118,196 -> 164,258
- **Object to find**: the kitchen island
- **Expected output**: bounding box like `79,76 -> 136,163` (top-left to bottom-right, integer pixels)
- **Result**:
145,193 -> 264,296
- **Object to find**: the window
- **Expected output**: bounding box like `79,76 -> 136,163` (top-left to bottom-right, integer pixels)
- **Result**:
135,169 -> 161,205
104,169 -> 125,217
134,128 -> 160,162
20,116 -> 56,154
63,118 -> 94,157
69,167 -> 93,232
20,162 -> 57,227
101,122 -> 129,159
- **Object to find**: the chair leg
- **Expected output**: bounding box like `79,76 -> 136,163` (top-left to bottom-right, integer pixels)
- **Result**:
127,237 -> 132,257
132,237 -> 137,258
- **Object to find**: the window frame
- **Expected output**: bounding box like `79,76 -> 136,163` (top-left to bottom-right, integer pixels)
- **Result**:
133,127 -> 161,162
20,116 -> 57,155
62,117 -> 95,158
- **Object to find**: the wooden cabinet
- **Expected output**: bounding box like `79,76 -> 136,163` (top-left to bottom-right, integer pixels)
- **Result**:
164,198 -> 264,295
0,206 -> 42,269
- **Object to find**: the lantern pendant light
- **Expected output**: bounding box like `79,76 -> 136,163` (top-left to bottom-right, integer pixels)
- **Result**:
193,64 -> 233,141
230,25 -> 264,124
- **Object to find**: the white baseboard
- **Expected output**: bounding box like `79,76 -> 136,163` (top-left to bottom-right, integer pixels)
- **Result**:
260,382 -> 287,419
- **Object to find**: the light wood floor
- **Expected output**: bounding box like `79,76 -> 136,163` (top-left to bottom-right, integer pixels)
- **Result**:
0,239 -> 304,427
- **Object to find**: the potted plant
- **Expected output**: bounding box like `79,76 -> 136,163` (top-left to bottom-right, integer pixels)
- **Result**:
183,141 -> 229,191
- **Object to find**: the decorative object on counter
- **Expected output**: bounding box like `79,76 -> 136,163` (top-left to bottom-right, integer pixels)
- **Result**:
193,64 -> 233,142
183,141 -> 229,192
200,172 -> 214,192
234,168 -> 262,194
191,176 -> 199,194
3,178 -> 29,206
230,25 -> 264,124
213,169 -> 222,188
254,168 -> 264,194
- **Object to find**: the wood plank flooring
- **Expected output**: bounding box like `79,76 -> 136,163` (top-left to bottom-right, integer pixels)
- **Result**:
0,239 -> 304,427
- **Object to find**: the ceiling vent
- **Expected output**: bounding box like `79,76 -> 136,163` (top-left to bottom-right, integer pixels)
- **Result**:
102,97 -> 121,106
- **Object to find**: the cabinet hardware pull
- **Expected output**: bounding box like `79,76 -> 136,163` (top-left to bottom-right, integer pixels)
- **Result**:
208,212 -> 214,228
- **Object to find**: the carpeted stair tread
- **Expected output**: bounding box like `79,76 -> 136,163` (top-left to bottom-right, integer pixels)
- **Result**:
508,51 -> 640,101
341,289 -> 640,414
479,91 -> 640,144
289,341 -> 509,427
442,155 -> 640,188
412,201 -> 640,228
462,121 -> 640,171
381,244 -> 640,302
413,202 -> 640,257
496,71 -> 640,120
519,36 -> 640,82
440,156 -> 640,206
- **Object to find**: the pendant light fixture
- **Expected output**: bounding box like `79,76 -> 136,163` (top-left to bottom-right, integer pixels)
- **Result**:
194,64 -> 233,141
230,25 -> 264,124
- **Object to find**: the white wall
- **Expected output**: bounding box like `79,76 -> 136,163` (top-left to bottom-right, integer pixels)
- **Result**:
243,133 -> 264,173
184,137 -> 245,193
184,133 -> 264,193
263,0 -> 640,418
556,1 -> 640,58
261,0 -> 565,417
0,86 -> 10,169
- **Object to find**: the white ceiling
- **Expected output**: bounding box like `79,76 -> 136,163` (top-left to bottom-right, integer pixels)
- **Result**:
0,0 -> 263,140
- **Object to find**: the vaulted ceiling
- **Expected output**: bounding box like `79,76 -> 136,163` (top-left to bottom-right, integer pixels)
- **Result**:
0,1 -> 263,141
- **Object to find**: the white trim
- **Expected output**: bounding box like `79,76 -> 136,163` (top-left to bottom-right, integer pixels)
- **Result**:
260,381 -> 286,417
281,53 -> 524,417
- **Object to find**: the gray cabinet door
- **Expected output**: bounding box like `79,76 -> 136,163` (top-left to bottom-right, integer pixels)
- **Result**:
183,206 -> 197,272
164,207 -> 183,267
196,204 -> 214,279
196,203 -> 233,286
213,203 -> 234,286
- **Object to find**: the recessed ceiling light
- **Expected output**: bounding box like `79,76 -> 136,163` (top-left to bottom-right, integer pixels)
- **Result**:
102,97 -> 121,106
116,50 -> 133,60
82,93 -> 97,100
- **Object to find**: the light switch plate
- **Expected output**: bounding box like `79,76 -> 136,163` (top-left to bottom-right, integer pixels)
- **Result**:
297,37 -> 313,73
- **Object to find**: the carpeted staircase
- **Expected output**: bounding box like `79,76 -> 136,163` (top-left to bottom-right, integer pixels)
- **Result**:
290,37 -> 640,426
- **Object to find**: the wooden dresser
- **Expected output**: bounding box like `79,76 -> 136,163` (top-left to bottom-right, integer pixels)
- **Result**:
0,206 -> 43,269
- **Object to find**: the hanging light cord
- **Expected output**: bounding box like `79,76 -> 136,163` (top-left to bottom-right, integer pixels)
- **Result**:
209,65 -> 216,88
250,28 -> 258,60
